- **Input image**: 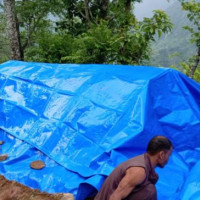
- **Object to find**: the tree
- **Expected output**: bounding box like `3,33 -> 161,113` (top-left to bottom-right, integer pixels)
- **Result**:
3,0 -> 23,60
0,9 -> 10,63
180,0 -> 200,79
16,0 -> 53,51
2,0 -> 173,64
62,1 -> 173,64
25,31 -> 73,63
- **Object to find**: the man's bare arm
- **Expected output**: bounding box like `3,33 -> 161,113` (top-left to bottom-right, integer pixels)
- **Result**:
109,167 -> 146,200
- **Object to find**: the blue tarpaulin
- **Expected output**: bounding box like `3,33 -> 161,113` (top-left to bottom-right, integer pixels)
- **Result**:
0,60 -> 200,200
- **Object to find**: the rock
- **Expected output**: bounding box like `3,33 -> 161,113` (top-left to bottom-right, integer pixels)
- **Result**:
0,141 -> 4,145
30,160 -> 45,170
0,154 -> 8,161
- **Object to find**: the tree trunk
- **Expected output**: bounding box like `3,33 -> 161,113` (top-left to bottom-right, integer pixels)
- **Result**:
3,0 -> 23,60
189,46 -> 200,79
125,0 -> 131,12
98,0 -> 109,19
84,0 -> 90,27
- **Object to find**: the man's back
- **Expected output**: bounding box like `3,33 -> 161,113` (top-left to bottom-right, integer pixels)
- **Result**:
94,154 -> 158,200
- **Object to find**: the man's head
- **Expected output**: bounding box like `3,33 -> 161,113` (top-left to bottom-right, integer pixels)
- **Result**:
147,136 -> 173,168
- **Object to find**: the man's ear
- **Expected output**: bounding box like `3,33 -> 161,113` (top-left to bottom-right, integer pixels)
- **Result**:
159,151 -> 166,160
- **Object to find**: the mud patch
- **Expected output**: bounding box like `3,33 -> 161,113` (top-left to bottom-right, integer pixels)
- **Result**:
0,175 -> 74,200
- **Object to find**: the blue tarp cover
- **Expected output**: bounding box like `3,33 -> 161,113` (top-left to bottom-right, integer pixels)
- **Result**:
0,60 -> 200,200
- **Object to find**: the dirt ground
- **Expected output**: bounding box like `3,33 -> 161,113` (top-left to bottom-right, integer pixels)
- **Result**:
0,175 -> 74,200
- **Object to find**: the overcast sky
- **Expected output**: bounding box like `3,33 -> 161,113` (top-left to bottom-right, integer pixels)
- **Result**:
134,0 -> 174,20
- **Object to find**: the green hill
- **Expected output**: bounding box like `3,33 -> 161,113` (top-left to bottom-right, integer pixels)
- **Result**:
149,1 -> 196,68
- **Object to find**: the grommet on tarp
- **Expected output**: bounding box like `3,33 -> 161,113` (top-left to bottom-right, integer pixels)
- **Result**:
0,154 -> 8,161
0,141 -> 4,145
30,160 -> 45,170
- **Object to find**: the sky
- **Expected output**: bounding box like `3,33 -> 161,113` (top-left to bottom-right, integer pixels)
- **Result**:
134,0 -> 174,20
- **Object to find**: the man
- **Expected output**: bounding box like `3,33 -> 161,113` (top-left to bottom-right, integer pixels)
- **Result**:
94,135 -> 173,200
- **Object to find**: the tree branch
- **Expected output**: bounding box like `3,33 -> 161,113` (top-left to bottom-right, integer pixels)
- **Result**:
189,45 -> 200,78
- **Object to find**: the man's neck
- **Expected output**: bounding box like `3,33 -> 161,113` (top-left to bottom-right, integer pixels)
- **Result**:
147,153 -> 158,169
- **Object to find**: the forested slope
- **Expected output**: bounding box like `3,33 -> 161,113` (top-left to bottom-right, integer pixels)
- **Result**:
149,1 -> 196,68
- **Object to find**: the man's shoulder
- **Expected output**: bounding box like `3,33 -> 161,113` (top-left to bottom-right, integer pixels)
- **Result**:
123,154 -> 146,169
128,153 -> 145,162
114,154 -> 146,172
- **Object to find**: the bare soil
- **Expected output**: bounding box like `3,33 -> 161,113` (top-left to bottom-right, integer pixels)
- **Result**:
0,175 -> 74,200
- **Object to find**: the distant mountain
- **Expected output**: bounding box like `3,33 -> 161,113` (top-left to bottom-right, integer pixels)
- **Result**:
0,0 -> 3,12
148,1 -> 196,68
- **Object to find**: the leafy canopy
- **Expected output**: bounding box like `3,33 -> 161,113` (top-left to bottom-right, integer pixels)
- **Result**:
2,0 -> 173,64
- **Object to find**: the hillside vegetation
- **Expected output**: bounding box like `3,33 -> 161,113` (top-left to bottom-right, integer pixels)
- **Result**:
149,1 -> 196,68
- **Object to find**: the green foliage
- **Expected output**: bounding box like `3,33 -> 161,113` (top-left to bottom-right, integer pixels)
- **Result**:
179,57 -> 200,82
63,8 -> 173,64
15,0 -> 53,50
170,55 -> 200,83
63,21 -> 115,63
181,0 -> 200,46
25,31 -> 73,63
142,10 -> 173,40
176,0 -> 200,81
2,0 -> 173,64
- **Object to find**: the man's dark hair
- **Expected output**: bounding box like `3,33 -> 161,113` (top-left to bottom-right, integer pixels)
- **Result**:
147,136 -> 173,155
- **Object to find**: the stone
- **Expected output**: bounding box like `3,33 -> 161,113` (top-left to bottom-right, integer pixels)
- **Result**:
0,154 -> 8,161
30,160 -> 45,170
